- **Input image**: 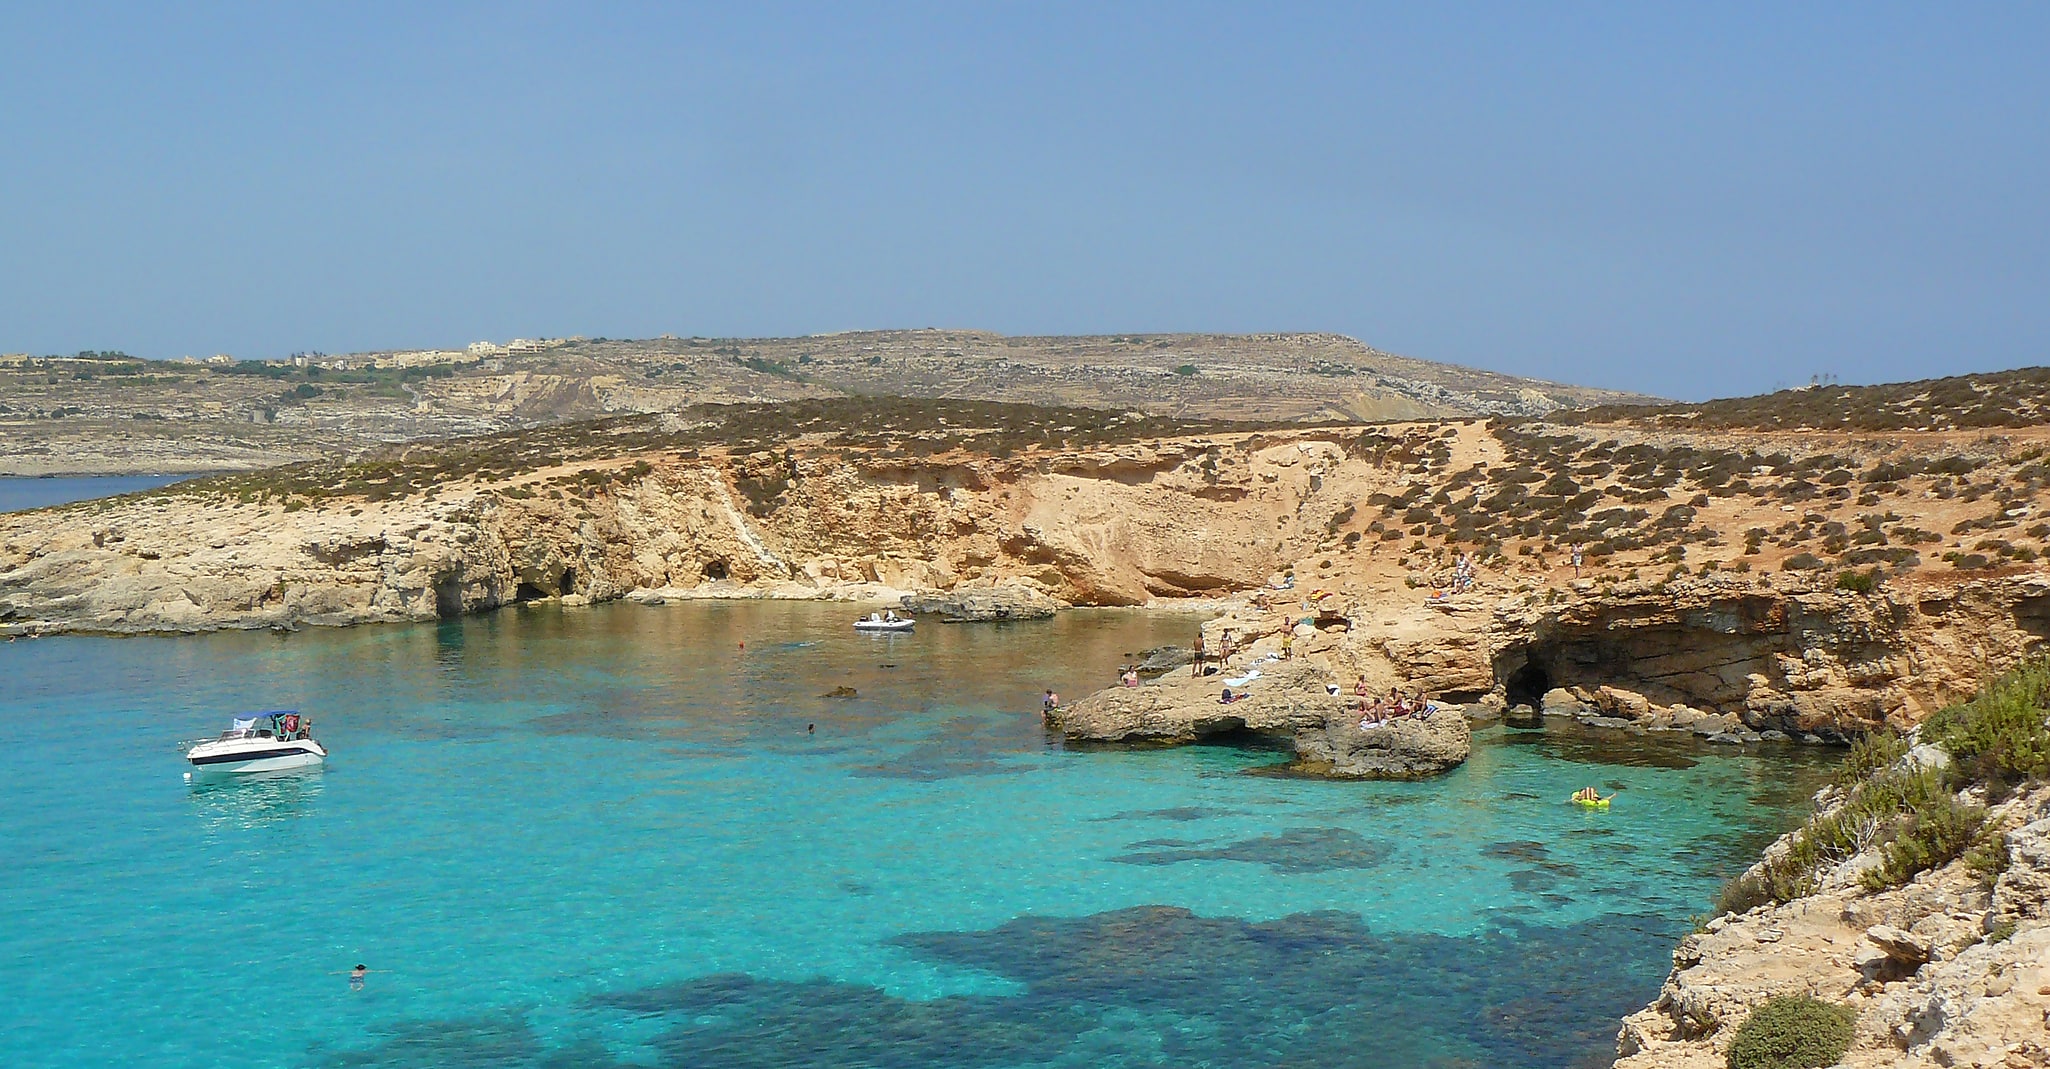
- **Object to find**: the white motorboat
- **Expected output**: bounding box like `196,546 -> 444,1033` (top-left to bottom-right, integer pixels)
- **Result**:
185,711 -> 327,775
852,612 -> 915,633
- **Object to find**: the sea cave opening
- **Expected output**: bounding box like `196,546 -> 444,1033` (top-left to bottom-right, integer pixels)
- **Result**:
1505,661 -> 1552,711
559,567 -> 578,596
702,558 -> 730,581
434,576 -> 465,620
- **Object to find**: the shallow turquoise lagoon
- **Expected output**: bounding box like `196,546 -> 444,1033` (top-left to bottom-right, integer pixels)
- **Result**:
0,603 -> 1833,1068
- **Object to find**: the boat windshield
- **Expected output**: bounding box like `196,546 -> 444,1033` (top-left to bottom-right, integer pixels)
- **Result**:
219,711 -> 304,739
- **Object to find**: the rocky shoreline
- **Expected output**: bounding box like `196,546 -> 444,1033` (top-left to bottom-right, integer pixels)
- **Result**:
1614,753 -> 2050,1069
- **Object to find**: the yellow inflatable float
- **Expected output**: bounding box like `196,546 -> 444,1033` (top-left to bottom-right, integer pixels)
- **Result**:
1570,789 -> 1614,808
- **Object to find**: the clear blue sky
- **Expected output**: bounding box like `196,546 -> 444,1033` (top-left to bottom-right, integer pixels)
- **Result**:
2,4 -> 2044,399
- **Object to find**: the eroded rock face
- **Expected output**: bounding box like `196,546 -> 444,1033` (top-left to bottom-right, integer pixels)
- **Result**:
1991,816 -> 2050,921
0,432 -> 1368,633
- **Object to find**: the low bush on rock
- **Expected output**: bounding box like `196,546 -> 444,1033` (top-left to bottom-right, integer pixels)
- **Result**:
1725,995 -> 1856,1069
1923,656 -> 2050,791
1719,657 -> 2050,911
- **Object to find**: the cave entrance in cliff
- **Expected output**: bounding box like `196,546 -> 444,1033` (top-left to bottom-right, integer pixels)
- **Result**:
514,582 -> 548,602
434,576 -> 465,620
559,567 -> 578,596
702,559 -> 730,581
1505,661 -> 1552,711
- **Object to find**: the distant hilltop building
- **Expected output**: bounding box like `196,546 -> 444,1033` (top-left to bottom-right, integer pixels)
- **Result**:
468,338 -> 567,357
367,349 -> 466,369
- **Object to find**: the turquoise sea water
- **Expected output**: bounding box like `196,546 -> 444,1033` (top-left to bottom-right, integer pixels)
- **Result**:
0,603 -> 1833,1068
0,474 -> 193,513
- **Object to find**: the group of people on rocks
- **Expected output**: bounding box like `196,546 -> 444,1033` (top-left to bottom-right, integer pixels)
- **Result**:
1352,676 -> 1433,728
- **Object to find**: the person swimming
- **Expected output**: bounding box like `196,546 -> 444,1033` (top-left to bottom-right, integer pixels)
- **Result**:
349,964 -> 368,990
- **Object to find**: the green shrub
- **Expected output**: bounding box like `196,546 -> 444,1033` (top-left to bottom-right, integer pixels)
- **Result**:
1834,568 -> 1878,593
1729,762 -> 1982,910
1833,730 -> 1907,788
1964,825 -> 2012,889
1726,995 -> 1856,1069
1923,657 -> 2050,788
1863,783 -> 1985,891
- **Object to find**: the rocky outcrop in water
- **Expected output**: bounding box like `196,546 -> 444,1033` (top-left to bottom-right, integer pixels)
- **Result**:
1050,660 -> 1338,743
1049,659 -> 1471,779
899,583 -> 1062,622
1292,710 -> 1472,779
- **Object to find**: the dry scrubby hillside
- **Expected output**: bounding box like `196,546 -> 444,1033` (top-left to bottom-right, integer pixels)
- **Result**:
0,331 -> 1654,475
1562,366 -> 2050,432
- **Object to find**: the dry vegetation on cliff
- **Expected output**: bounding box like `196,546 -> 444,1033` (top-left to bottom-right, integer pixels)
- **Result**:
1616,657 -> 2050,1069
1335,412 -> 2050,598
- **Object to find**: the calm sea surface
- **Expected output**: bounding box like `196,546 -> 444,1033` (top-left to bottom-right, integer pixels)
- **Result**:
0,474 -> 195,513
0,602 -> 1834,1068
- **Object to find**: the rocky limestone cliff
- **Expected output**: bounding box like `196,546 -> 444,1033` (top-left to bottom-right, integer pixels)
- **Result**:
0,431 -> 1368,633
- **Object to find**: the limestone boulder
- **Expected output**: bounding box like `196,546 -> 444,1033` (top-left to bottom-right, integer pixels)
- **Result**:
901,583 -> 1062,622
1992,816 -> 2050,921
1048,659 -> 1337,743
1131,644 -> 1194,678
1292,709 -> 1471,779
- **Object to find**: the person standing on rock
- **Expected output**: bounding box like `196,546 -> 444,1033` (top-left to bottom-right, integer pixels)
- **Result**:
1192,633 -> 1206,677
1570,543 -> 1584,579
1281,631 -> 1294,660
